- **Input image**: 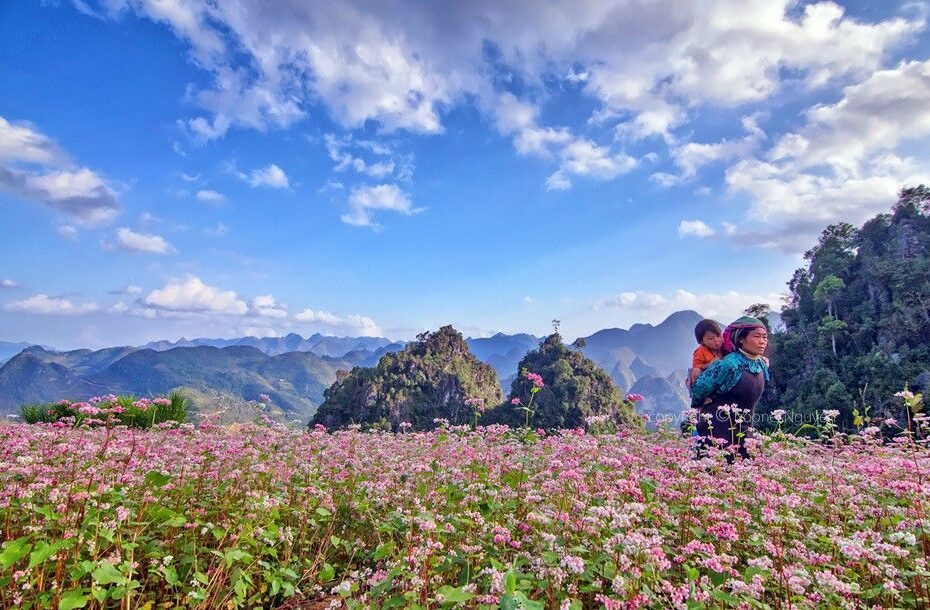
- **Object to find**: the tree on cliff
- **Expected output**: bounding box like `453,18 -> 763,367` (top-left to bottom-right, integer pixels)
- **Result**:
310,325 -> 502,431
484,333 -> 640,430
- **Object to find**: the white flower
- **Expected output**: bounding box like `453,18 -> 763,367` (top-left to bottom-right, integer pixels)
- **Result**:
772,409 -> 786,423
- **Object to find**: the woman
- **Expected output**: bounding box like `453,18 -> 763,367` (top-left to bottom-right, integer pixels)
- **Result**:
690,316 -> 769,459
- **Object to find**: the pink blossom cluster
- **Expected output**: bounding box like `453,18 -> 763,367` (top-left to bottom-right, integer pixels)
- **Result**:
0,422 -> 927,608
525,372 -> 545,388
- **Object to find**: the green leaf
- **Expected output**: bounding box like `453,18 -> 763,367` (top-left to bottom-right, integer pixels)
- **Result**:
515,592 -> 544,610
58,589 -> 89,610
315,506 -> 331,517
0,537 -> 32,569
711,589 -> 740,605
143,470 -> 171,487
92,562 -> 124,586
163,566 -> 179,586
319,563 -> 335,583
437,585 -> 474,603
29,540 -> 66,568
330,535 -> 342,547
504,569 -> 517,594
373,542 -> 395,561
224,549 -> 252,567
499,594 -> 519,610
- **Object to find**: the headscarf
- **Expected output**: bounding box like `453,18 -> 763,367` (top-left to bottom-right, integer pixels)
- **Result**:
721,316 -> 766,354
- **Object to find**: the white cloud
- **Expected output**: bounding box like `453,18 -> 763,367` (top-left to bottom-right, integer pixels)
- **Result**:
250,294 -> 288,318
104,1 -> 920,154
678,220 -> 716,238
109,284 -> 142,295
324,134 -> 400,179
295,308 -> 382,335
116,228 -> 174,254
546,138 -> 637,191
203,222 -> 228,237
342,184 -> 418,228
196,189 -> 226,203
1,279 -> 17,288
143,276 -> 249,315
596,288 -> 785,324
179,172 -> 201,182
57,225 -> 78,240
673,116 -> 765,179
247,163 -> 289,188
725,59 -> 930,250
109,301 -> 129,313
0,116 -> 66,165
0,117 -> 119,224
4,293 -> 98,315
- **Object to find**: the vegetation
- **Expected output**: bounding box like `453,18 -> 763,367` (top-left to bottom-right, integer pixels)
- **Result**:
760,186 -> 930,431
18,391 -> 187,429
310,325 -> 502,431
1,420 -> 927,608
485,333 -> 640,430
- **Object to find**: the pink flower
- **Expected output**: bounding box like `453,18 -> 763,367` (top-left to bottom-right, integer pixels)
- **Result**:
626,393 -> 644,402
511,397 -> 522,405
524,372 -> 545,388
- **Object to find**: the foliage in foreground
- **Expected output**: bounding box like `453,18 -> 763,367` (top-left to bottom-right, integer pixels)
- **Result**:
18,391 -> 187,429
1,420 -> 928,609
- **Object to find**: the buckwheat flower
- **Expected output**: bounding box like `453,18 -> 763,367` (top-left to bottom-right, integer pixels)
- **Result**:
894,390 -> 914,400
511,397 -> 521,405
525,372 -> 545,388
560,554 -> 585,575
399,421 -> 412,430
823,409 -> 840,420
626,393 -> 644,402
772,409 -> 786,423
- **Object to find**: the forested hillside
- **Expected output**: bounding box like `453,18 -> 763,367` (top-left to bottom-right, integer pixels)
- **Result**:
762,186 -> 930,428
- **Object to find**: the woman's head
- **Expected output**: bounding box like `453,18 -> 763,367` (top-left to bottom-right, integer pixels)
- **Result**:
722,316 -> 768,356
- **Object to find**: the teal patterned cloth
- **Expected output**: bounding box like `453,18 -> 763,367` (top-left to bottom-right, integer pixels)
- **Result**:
690,351 -> 769,407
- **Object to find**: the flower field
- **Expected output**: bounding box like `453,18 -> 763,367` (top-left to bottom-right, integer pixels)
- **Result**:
1,421 -> 928,609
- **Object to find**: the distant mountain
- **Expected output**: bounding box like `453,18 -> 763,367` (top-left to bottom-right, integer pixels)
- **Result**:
466,333 -> 541,381
579,310 -> 703,378
0,310 -> 728,421
0,341 -> 41,365
0,345 -> 352,420
630,371 -> 691,424
141,333 -> 395,358
0,351 -> 86,409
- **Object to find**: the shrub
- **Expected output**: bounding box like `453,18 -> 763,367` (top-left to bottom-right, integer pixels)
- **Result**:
19,391 -> 188,429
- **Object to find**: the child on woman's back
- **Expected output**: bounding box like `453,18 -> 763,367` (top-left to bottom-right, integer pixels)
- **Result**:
687,319 -> 722,389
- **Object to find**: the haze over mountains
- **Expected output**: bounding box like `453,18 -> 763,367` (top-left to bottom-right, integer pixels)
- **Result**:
0,310 -> 725,421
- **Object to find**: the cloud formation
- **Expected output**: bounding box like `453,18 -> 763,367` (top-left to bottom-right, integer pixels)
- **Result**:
143,276 -> 249,315
0,116 -> 119,224
596,288 -> 786,325
116,228 -> 174,254
342,183 -> 418,228
4,294 -> 99,315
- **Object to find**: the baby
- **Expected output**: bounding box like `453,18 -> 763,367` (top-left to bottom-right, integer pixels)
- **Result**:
687,319 -> 722,389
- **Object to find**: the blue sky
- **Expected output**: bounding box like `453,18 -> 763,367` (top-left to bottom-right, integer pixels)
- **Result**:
1,0 -> 929,348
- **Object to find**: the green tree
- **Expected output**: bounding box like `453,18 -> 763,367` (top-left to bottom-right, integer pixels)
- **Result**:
310,326 -> 501,431
484,333 -> 639,430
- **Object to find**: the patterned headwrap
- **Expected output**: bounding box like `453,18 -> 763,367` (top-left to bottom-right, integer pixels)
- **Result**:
721,316 -> 766,354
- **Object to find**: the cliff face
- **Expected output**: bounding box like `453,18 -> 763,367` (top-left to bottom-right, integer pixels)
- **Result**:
311,326 -> 502,431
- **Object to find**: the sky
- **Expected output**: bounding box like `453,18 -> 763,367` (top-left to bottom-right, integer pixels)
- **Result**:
1,0 -> 930,349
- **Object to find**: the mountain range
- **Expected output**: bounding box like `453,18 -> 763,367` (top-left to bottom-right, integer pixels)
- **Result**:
0,310 -> 717,422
